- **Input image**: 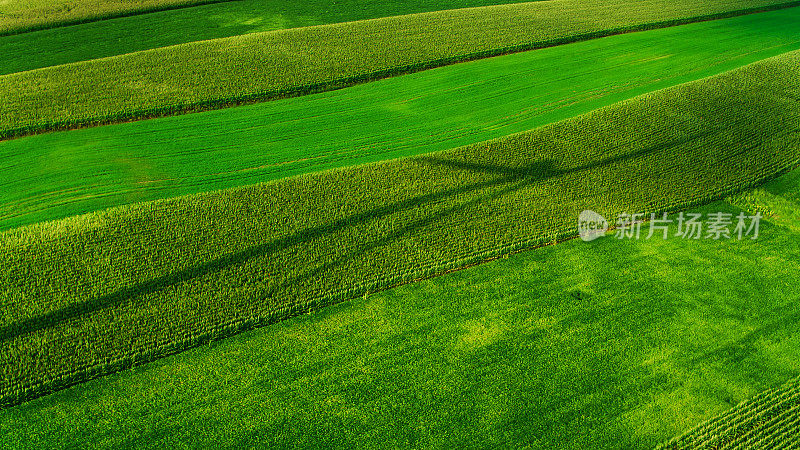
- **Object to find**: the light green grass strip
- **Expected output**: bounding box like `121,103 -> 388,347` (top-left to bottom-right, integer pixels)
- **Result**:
2,168 -> 800,449
1,51 -> 799,408
0,0 -> 232,36
1,0 -> 798,139
4,6 -> 800,232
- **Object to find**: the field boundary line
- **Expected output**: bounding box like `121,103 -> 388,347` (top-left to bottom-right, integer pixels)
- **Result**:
2,158 -> 798,409
1,0 -> 799,141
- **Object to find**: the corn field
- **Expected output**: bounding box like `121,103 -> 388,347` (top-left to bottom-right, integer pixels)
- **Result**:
0,0 -> 229,37
0,0 -> 797,140
1,51 -> 799,407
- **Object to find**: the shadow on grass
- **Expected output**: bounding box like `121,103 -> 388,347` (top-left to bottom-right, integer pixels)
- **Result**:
0,130 -> 712,342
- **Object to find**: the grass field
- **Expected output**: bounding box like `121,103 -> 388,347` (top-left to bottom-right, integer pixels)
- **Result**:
4,1 -> 800,446
1,51 -> 799,408
3,7 -> 799,231
0,0 -> 229,36
2,164 -> 798,448
661,375 -> 800,448
1,0 -> 797,140
655,170 -> 800,449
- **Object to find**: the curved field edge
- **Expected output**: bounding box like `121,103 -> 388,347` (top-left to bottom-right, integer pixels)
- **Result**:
5,6 -> 800,232
2,175 -> 800,448
0,1 -> 549,77
0,0 -> 234,37
2,51 -> 800,408
660,376 -> 800,448
1,0 -> 799,140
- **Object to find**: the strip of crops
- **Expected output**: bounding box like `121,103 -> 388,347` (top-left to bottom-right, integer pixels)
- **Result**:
1,51 -> 799,408
660,376 -> 800,449
0,0 -> 233,37
0,0 -> 544,76
2,174 -> 800,449
4,7 -> 799,232
1,0 -> 798,140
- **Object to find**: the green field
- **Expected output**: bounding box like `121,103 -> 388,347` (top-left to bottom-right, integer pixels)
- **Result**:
0,0 -> 228,36
3,7 -> 800,231
0,0 -> 541,75
2,51 -> 799,408
3,1 -> 800,446
2,163 -> 798,448
661,375 -> 800,448
657,170 -> 800,450
1,0 -> 797,140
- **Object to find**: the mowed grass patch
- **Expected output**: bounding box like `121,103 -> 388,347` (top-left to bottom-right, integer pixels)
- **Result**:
0,0 -> 542,75
4,7 -> 800,231
1,0 -> 798,139
0,0 -> 231,36
2,168 -> 800,448
1,52 -> 799,407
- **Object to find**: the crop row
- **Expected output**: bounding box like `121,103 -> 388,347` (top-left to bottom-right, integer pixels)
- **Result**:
1,51 -> 800,408
659,376 -> 800,449
1,0 -> 799,140
5,7 -> 800,232
0,0 -> 233,37
0,0 -> 547,77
